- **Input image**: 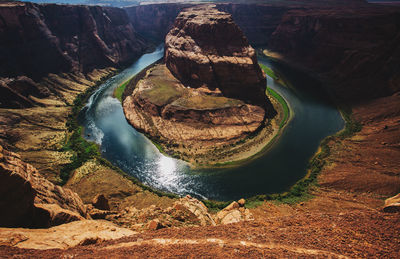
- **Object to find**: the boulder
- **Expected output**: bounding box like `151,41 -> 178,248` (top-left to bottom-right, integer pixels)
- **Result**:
383,193 -> 400,213
92,194 -> 110,211
0,145 -> 89,228
215,200 -> 254,225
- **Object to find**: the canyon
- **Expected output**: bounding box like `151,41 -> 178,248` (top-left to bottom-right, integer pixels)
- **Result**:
0,0 -> 399,257
123,5 -> 280,165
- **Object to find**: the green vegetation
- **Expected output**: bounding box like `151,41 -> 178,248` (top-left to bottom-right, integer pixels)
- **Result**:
61,74 -> 113,184
267,87 -> 289,129
142,84 -> 182,106
260,63 -> 278,80
337,106 -> 362,138
174,95 -> 243,110
202,106 -> 362,210
114,80 -> 130,102
60,67 -> 180,200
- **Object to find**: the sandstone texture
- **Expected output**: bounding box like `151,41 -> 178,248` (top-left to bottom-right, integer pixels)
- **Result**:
165,5 -> 268,107
0,220 -> 135,250
267,5 -> 400,103
383,193 -> 400,213
107,195 -> 216,232
123,5 -> 278,164
214,200 -> 254,225
0,145 -> 89,228
0,1 -> 147,108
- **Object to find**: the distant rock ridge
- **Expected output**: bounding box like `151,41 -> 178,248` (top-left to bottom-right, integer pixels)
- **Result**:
165,5 -> 269,108
0,1 -> 148,108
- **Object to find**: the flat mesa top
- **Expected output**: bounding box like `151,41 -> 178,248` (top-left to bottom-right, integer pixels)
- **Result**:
177,5 -> 233,24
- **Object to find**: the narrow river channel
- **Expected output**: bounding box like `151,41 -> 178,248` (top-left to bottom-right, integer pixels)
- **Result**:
80,46 -> 344,201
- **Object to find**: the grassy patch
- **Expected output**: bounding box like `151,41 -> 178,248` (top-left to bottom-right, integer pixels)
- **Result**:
173,95 -> 243,110
142,84 -> 182,106
267,87 -> 289,129
61,74 -> 114,184
59,63 -> 180,200
114,80 -> 130,102
260,63 -> 278,80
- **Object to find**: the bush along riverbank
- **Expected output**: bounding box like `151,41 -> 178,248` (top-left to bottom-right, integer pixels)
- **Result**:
60,68 -> 179,199
203,107 -> 361,210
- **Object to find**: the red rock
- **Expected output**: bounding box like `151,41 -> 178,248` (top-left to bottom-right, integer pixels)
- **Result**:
0,145 -> 89,228
92,194 -> 110,211
147,219 -> 163,230
165,5 -> 272,109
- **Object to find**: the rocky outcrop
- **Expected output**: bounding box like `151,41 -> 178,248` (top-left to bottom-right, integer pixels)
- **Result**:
383,193 -> 400,213
0,220 -> 135,249
0,145 -> 89,228
92,194 -> 110,211
165,5 -> 268,107
267,5 -> 400,103
0,1 -> 147,108
123,5 -> 278,164
123,63 -> 277,164
108,195 -> 215,231
214,199 -> 253,225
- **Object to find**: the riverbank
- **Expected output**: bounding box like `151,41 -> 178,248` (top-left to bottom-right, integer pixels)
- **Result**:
120,63 -> 291,169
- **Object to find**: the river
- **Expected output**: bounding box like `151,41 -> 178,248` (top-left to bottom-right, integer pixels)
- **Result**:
79,46 -> 344,201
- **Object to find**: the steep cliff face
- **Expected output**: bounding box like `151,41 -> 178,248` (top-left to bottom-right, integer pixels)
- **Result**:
0,145 -> 89,228
216,4 -> 291,46
0,2 -> 147,80
165,5 -> 268,107
0,2 -> 147,108
267,6 -> 400,102
125,3 -> 191,42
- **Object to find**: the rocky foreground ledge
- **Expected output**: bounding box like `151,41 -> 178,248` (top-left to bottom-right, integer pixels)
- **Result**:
123,5 -> 279,165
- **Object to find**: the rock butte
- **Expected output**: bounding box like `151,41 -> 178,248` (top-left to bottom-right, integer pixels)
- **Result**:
123,5 -> 277,164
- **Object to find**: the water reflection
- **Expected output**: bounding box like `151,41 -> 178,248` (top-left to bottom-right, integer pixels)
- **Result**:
80,46 -> 344,201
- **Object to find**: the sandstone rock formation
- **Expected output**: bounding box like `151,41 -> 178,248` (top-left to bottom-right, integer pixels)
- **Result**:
108,195 -> 215,231
383,193 -> 400,213
92,194 -> 110,211
123,5 -> 278,164
214,200 -> 254,225
0,220 -> 135,249
267,5 -> 400,103
0,145 -> 89,228
165,5 -> 268,107
0,1 -> 147,108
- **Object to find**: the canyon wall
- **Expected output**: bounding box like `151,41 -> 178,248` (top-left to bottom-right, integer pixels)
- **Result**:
125,3 -> 191,43
267,5 -> 400,102
0,2 -> 148,108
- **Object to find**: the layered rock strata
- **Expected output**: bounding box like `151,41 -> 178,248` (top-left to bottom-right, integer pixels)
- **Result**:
124,5 -> 277,164
267,5 -> 400,103
0,1 -> 147,108
165,5 -> 269,107
0,145 -> 89,228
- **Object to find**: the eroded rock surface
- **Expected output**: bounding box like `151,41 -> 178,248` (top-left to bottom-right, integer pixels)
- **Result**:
123,6 -> 278,164
165,5 -> 269,107
0,145 -> 89,227
0,220 -> 135,250
108,195 -> 215,231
